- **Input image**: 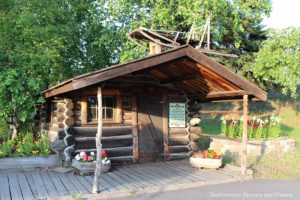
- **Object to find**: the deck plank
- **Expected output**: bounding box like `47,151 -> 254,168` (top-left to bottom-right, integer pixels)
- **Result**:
7,173 -> 23,200
24,172 -> 38,199
120,166 -> 161,187
65,173 -> 89,194
84,176 -> 111,194
0,173 -> 11,200
16,173 -> 34,200
40,171 -> 60,197
114,168 -> 149,188
160,162 -> 209,182
100,173 -> 128,192
106,172 -> 133,191
116,167 -> 155,188
48,172 -> 69,196
31,171 -> 48,199
57,173 -> 78,194
147,163 -> 194,184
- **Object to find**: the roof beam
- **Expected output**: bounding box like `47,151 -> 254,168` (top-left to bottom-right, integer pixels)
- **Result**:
189,90 -> 248,100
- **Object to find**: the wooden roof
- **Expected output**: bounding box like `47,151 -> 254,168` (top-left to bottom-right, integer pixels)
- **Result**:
43,45 -> 267,101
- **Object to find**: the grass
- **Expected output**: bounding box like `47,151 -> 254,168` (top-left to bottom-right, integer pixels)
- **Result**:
198,89 -> 300,179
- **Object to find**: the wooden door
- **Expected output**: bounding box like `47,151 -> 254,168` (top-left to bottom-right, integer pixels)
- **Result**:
138,95 -> 164,162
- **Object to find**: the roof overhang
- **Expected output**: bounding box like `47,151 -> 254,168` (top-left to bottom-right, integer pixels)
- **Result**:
43,45 -> 267,101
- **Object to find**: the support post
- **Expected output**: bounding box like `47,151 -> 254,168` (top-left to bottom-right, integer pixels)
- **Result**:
92,87 -> 103,193
241,95 -> 248,176
132,95 -> 139,163
162,95 -> 170,160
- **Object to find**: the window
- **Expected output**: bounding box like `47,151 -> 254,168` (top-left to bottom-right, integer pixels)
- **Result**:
87,96 -> 115,122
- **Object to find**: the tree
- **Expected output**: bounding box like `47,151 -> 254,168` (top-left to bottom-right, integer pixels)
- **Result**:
106,0 -> 271,65
249,27 -> 300,98
0,0 -> 120,135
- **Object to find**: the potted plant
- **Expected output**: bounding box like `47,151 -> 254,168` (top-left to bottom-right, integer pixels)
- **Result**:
190,149 -> 222,169
72,150 -> 111,175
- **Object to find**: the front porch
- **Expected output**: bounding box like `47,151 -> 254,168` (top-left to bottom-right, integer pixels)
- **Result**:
0,160 -> 240,200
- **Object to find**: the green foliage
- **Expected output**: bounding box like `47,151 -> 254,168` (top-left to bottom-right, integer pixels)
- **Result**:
219,115 -> 282,139
0,0 -> 121,133
0,140 -> 14,158
0,132 -> 50,157
197,136 -> 212,151
108,0 -> 271,65
36,134 -> 50,156
15,132 -> 34,156
250,27 -> 300,98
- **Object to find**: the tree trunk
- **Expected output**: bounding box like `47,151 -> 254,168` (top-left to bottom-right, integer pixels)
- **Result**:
92,87 -> 103,193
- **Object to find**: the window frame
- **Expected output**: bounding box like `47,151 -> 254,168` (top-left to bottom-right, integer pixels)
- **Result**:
86,95 -> 116,124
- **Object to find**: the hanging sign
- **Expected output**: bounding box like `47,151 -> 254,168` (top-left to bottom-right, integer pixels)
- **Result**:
169,103 -> 186,128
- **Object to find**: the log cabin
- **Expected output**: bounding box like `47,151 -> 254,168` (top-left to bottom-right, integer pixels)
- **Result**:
41,45 -> 267,166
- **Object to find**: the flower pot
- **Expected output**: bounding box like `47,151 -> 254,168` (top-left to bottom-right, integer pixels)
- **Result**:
72,159 -> 111,175
190,157 -> 222,169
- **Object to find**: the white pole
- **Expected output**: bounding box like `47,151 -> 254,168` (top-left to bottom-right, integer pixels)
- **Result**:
241,95 -> 248,176
92,87 -> 103,193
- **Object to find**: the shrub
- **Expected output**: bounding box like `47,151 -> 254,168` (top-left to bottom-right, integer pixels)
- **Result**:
15,132 -> 34,156
197,136 -> 212,151
36,133 -> 50,156
0,140 -> 14,158
0,132 -> 51,158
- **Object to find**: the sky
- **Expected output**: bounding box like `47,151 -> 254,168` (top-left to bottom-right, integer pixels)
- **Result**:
263,0 -> 300,29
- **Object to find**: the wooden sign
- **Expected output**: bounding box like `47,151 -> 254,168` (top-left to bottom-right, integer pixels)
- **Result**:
169,103 -> 185,128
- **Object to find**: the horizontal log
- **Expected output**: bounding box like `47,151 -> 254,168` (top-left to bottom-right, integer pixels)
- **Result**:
75,134 -> 133,143
169,145 -> 190,153
169,128 -> 188,136
169,135 -> 189,145
75,146 -> 133,157
73,126 -> 132,137
168,153 -> 190,160
110,156 -> 133,162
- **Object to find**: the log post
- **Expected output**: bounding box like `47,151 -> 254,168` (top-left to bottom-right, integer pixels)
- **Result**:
241,95 -> 248,176
162,95 -> 169,160
132,95 -> 139,162
93,87 -> 103,193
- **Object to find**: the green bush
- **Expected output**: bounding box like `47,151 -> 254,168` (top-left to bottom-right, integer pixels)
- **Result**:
0,140 -> 14,158
0,132 -> 50,158
36,133 -> 50,156
197,136 -> 212,151
15,132 -> 34,156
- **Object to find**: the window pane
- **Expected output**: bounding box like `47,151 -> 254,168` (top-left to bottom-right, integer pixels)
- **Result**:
87,96 -> 115,121
88,96 -> 97,105
106,108 -> 113,119
88,107 -> 97,121
105,97 -> 114,108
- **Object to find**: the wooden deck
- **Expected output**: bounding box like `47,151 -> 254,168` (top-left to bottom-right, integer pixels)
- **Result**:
0,160 -> 239,200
